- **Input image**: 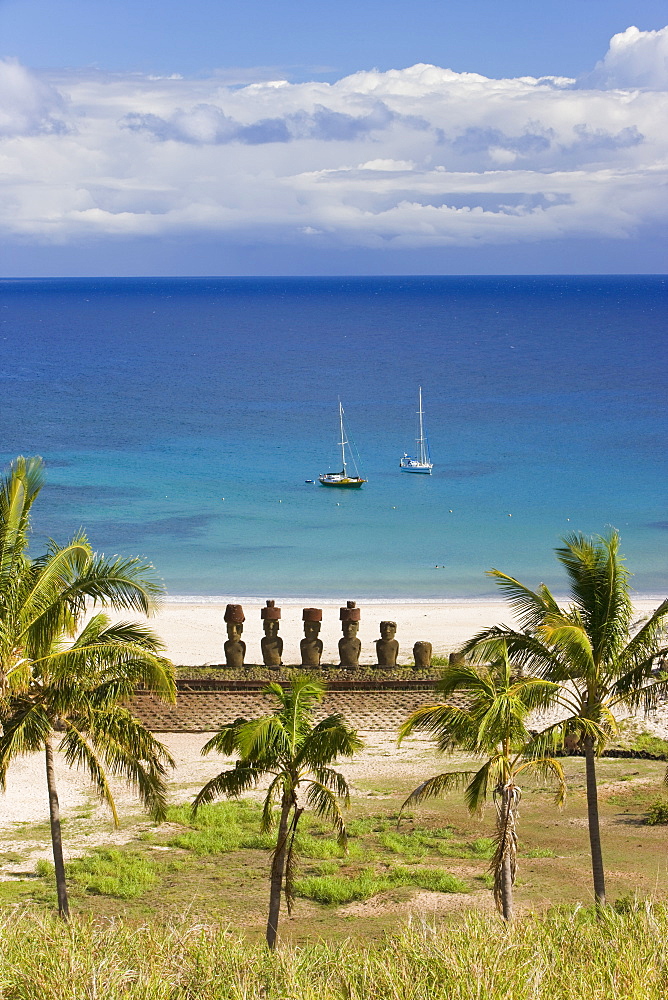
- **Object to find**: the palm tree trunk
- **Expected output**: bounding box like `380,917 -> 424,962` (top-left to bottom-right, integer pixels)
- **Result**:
495,784 -> 516,921
500,853 -> 514,921
44,735 -> 70,920
266,794 -> 291,950
583,734 -> 606,907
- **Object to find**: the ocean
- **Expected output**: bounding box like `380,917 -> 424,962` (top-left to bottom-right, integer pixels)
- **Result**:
1,275 -> 666,599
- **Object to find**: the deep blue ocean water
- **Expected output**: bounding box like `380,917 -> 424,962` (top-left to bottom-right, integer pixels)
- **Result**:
1,275 -> 666,599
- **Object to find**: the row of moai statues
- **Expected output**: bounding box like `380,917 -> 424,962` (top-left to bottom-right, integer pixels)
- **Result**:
223,600 -> 433,668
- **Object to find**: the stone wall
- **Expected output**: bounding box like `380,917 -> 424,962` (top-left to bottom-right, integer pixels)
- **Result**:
129,679 -> 456,732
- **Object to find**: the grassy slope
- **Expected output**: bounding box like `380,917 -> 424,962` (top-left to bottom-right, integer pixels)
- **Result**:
0,906 -> 667,999
1,756 -> 667,943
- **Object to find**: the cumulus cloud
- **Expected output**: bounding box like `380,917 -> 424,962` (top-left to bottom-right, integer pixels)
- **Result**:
584,25 -> 668,90
0,58 -> 67,136
0,31 -> 666,251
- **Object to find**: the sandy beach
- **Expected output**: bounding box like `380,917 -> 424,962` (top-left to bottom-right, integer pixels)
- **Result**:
93,598 -> 662,667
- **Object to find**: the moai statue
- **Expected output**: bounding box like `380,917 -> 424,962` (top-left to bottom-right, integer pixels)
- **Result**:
260,600 -> 283,667
375,621 -> 399,668
413,640 -> 432,669
339,600 -> 361,669
301,607 -> 323,668
224,604 -> 246,668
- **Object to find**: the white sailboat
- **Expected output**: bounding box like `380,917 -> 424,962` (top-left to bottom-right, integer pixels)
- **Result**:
319,401 -> 366,488
400,386 -> 433,474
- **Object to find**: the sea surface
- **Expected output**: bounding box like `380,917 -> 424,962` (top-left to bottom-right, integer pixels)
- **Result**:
1,276 -> 666,599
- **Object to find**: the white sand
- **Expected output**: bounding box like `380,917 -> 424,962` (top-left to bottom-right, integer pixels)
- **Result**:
91,597 -> 662,667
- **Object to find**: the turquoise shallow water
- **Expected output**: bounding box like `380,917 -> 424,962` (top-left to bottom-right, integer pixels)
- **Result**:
1,275 -> 666,598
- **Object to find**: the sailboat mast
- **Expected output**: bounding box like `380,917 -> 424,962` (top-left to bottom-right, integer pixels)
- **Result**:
417,386 -> 426,465
339,400 -> 347,475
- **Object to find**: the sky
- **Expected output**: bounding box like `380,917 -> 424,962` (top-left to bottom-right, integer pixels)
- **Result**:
0,0 -> 667,275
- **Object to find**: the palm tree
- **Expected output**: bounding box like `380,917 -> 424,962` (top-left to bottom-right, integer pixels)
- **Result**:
193,677 -> 363,949
460,530 -> 668,908
399,643 -> 565,920
0,456 -> 176,918
0,613 -> 175,918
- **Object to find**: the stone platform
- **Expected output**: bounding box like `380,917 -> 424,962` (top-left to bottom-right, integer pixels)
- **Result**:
129,677 -> 457,732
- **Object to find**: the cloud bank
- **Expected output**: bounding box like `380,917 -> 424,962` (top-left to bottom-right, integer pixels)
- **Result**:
0,26 -> 666,252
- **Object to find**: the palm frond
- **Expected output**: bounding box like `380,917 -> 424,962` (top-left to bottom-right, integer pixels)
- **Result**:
312,766 -> 351,806
463,627 -> 563,680
304,781 -> 347,847
235,715 -> 290,763
76,706 -> 175,820
0,456 -> 45,586
19,536 -> 92,643
398,704 -> 477,752
260,773 -> 286,833
191,762 -> 263,814
463,760 -> 495,814
608,648 -> 668,711
555,531 -> 632,661
400,770 -> 480,814
295,716 -> 363,769
60,553 -> 165,615
510,677 -> 561,712
515,756 -> 567,806
72,617 -> 166,653
58,722 -> 120,824
200,719 -> 250,757
32,641 -> 176,703
538,622 -> 595,675
485,570 -> 561,630
0,702 -> 52,786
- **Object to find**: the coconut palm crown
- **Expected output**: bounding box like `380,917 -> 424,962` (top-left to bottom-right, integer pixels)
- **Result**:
399,643 -> 565,920
193,677 -> 363,949
459,530 -> 668,908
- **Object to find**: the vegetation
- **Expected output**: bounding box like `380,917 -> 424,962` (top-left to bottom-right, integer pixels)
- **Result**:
0,906 -> 667,998
0,456 -> 176,919
192,677 -> 363,949
295,865 -> 468,903
461,531 -> 668,907
175,664 -> 441,681
37,848 -> 161,899
645,801 -> 668,825
399,642 -> 566,919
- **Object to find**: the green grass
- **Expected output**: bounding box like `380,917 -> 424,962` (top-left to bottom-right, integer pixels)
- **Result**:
630,733 -> 668,758
165,800 -> 275,855
295,865 -> 469,904
37,849 -> 161,900
1,906 -> 667,998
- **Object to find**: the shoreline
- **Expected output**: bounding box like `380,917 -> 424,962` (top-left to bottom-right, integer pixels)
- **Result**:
95,598 -> 663,667
163,593 -> 668,605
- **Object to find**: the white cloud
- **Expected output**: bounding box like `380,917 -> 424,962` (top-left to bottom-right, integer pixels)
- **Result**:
0,31 -> 666,251
0,58 -> 67,136
585,25 -> 668,90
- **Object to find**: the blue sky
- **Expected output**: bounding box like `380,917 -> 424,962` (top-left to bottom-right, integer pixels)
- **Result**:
0,0 -> 666,275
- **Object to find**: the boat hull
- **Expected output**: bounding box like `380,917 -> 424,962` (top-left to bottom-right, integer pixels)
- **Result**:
400,465 -> 432,474
319,475 -> 366,487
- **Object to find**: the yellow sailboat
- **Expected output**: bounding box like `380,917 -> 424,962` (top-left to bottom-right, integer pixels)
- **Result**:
319,402 -> 366,488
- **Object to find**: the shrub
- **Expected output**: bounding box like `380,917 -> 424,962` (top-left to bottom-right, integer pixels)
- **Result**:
646,801 -> 668,825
